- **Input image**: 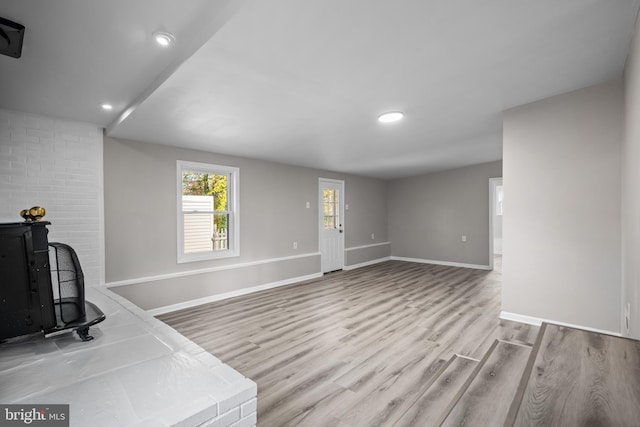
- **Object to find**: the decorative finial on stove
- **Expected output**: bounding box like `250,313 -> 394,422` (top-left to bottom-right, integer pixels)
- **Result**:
20,206 -> 46,222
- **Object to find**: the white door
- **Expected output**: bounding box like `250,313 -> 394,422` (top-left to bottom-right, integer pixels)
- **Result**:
319,178 -> 344,273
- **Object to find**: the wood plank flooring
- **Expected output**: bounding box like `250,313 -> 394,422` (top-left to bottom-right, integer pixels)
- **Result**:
439,340 -> 532,426
394,355 -> 478,426
158,257 -> 539,426
508,323 -> 640,427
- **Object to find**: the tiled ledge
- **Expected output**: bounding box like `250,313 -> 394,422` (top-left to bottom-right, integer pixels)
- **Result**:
0,287 -> 257,427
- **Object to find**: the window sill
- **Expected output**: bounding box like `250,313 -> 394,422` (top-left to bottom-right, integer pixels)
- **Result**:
177,250 -> 240,264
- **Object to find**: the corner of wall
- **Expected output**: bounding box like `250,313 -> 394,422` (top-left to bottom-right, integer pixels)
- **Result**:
621,10 -> 640,339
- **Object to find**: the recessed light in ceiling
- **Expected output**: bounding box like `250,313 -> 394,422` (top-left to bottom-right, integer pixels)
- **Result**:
101,103 -> 113,111
378,111 -> 404,123
153,31 -> 175,47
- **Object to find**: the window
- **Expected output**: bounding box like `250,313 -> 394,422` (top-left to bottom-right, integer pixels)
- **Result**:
177,160 -> 239,263
323,188 -> 340,229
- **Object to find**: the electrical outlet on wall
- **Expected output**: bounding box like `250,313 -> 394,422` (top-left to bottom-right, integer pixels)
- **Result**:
293,241 -> 298,249
461,235 -> 467,242
371,233 -> 375,240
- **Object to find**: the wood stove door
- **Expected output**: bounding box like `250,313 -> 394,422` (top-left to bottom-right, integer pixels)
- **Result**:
0,223 -> 56,340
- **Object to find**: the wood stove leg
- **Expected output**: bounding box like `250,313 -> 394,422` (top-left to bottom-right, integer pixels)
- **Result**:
76,327 -> 94,342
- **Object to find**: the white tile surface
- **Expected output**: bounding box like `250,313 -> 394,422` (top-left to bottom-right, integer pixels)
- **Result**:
0,338 -> 59,372
0,287 -> 257,426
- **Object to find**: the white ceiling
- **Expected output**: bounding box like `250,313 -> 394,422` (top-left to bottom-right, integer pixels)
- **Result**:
2,0 -> 639,179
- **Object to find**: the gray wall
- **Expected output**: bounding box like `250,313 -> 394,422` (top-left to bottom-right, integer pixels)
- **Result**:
343,175 -> 389,249
623,14 -> 640,339
104,137 -> 388,310
387,161 -> 502,267
502,79 -> 623,333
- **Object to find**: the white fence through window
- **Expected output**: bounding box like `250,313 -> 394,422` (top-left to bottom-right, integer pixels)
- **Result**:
183,195 -> 228,253
212,228 -> 227,250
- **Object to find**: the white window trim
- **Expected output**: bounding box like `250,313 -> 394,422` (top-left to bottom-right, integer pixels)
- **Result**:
177,160 -> 240,263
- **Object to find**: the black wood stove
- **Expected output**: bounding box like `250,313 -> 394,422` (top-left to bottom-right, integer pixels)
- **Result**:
0,221 -> 105,342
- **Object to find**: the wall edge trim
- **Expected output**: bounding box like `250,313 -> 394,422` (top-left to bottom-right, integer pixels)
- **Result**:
147,272 -> 323,316
344,242 -> 391,252
106,252 -> 321,288
499,311 -> 622,337
390,256 -> 492,270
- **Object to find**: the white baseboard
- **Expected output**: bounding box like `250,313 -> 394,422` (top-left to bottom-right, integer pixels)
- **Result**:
106,252 -> 321,288
390,256 -> 492,271
343,256 -> 391,271
500,311 -> 622,337
138,252 -> 488,316
148,272 -> 323,316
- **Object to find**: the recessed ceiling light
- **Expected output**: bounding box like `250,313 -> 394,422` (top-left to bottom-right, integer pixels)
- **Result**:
101,103 -> 113,111
378,111 -> 404,123
153,31 -> 175,47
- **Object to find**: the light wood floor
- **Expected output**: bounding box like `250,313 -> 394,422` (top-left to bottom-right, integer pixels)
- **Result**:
508,322 -> 640,426
159,257 -> 539,426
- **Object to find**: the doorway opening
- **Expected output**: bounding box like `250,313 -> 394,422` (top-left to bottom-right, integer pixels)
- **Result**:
489,177 -> 503,271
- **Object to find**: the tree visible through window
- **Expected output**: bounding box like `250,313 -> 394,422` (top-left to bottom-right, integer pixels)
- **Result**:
182,171 -> 228,234
177,161 -> 239,262
323,189 -> 340,229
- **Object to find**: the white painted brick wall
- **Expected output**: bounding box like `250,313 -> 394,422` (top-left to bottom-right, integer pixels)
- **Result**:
228,411 -> 257,427
198,379 -> 257,427
240,398 -> 257,418
0,109 -> 103,286
198,402 -> 257,427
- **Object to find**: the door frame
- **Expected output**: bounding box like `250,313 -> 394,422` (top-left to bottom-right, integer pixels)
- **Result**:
489,177 -> 503,270
318,178 -> 345,272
